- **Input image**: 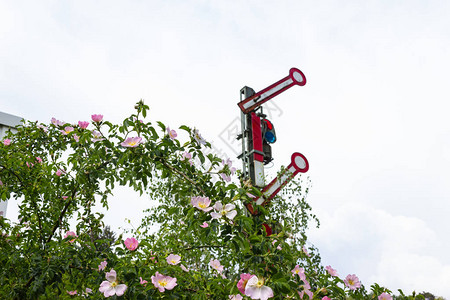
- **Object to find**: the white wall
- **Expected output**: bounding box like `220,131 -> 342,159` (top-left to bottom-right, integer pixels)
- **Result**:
0,111 -> 22,218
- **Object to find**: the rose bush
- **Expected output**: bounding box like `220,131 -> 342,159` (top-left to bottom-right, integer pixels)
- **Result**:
0,101 -> 437,299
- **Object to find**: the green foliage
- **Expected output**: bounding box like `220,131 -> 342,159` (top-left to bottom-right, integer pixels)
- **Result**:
0,100 -> 443,299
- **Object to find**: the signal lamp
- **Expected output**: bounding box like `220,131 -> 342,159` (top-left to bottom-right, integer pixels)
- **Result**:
262,119 -> 276,144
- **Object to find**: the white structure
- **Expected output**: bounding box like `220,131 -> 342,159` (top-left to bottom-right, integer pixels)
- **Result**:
0,111 -> 22,217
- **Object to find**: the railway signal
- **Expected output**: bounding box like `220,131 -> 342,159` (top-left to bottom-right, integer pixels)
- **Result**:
237,67 -> 307,187
246,152 -> 309,215
238,68 -> 306,114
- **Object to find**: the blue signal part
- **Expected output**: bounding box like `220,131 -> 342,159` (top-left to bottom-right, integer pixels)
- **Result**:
265,131 -> 276,143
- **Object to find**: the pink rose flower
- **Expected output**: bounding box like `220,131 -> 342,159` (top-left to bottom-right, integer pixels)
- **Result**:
37,124 -> 48,132
182,151 -> 192,160
272,240 -> 282,250
291,265 -> 306,280
3,139 -> 11,146
124,237 -> 139,251
151,271 -> 177,292
230,167 -> 236,175
51,118 -> 65,126
98,260 -> 107,271
120,137 -> 142,147
344,274 -> 361,290
140,277 -> 148,286
61,126 -> 74,135
378,292 -> 393,300
190,196 -> 213,212
299,288 -> 313,300
209,259 -> 224,272
92,130 -> 104,143
245,275 -> 273,300
192,129 -> 206,145
182,151 -> 193,166
166,127 -> 177,140
180,264 -> 189,272
91,114 -> 103,123
56,169 -> 64,176
200,222 -> 209,228
222,158 -> 232,167
150,253 -> 157,263
64,231 -> 77,243
302,278 -> 311,290
302,246 -> 311,257
210,201 -> 237,220
67,290 -> 77,295
99,269 -> 127,297
220,173 -> 231,182
325,265 -> 338,277
237,273 -> 253,294
78,121 -> 89,129
166,254 -> 181,265
83,288 -> 92,296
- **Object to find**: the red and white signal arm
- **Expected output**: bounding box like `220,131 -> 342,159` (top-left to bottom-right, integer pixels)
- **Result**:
246,152 -> 309,215
238,68 -> 306,114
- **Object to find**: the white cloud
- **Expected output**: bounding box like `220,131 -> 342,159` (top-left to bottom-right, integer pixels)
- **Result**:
308,202 -> 450,296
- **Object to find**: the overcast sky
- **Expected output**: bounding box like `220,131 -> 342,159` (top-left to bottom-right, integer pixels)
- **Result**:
1,0 -> 450,297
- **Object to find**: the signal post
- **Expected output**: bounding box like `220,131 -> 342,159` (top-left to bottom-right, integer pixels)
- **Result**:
237,68 -> 309,220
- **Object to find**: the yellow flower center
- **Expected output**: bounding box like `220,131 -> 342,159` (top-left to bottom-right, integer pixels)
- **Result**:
221,210 -> 227,216
170,259 -> 177,264
256,278 -> 264,288
199,203 -> 206,208
348,279 -> 354,285
111,281 -> 118,287
129,142 -> 136,146
158,279 -> 168,287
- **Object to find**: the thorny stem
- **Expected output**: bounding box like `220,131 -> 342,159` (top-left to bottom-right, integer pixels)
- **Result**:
31,195 -> 44,244
46,183 -> 79,244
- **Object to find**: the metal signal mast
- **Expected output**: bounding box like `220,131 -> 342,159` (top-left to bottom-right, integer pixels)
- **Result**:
237,68 -> 309,216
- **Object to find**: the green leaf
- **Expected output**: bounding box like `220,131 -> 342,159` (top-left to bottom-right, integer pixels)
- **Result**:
197,151 -> 205,164
273,280 -> 291,294
156,121 -> 166,132
249,235 -> 262,244
179,125 -> 191,133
